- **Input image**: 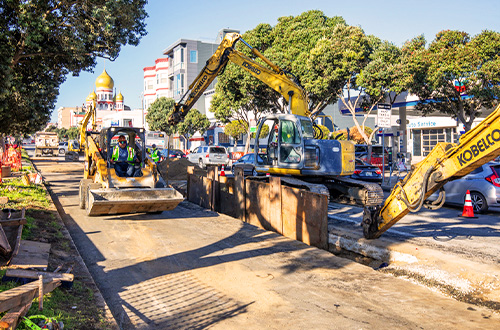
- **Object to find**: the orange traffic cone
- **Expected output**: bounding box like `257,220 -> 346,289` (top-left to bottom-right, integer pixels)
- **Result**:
220,165 -> 225,177
461,190 -> 476,218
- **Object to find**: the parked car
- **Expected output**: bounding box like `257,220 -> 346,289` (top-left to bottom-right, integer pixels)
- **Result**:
159,149 -> 186,159
231,153 -> 264,176
430,162 -> 500,213
355,144 -> 390,170
58,141 -> 68,155
187,146 -> 230,169
351,158 -> 382,183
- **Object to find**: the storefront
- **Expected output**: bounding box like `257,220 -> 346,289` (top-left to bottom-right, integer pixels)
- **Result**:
408,117 -> 459,163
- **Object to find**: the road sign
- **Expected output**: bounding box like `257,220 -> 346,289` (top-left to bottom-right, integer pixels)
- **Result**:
378,103 -> 391,110
377,105 -> 392,128
250,126 -> 257,133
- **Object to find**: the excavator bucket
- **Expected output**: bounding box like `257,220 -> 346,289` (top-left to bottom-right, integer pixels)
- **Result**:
85,188 -> 184,216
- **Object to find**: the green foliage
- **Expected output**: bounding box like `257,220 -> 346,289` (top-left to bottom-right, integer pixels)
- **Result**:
66,127 -> 79,140
177,109 -> 210,137
252,124 -> 270,139
224,121 -> 248,140
406,30 -> 500,131
1,178 -> 50,210
210,10 -> 349,123
57,127 -> 68,141
145,98 -> 177,135
0,1 -> 148,135
46,125 -> 57,132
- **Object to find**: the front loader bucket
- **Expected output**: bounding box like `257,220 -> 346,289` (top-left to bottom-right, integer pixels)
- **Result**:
86,188 -> 184,216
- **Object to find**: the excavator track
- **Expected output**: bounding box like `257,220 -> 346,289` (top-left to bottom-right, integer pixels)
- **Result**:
324,176 -> 384,207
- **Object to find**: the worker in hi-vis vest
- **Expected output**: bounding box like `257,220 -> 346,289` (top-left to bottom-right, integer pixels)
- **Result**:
148,144 -> 160,163
110,135 -> 136,177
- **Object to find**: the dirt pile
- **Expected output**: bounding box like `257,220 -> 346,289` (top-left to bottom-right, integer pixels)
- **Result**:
157,158 -> 206,181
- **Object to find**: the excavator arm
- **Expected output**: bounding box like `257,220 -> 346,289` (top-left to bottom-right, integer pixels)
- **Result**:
363,104 -> 500,239
168,32 -> 309,125
79,100 -> 97,150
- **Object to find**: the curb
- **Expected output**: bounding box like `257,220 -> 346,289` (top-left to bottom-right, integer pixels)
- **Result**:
31,158 -> 120,329
327,222 -> 500,310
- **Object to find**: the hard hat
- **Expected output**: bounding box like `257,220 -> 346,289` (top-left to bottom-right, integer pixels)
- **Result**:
152,144 -> 156,148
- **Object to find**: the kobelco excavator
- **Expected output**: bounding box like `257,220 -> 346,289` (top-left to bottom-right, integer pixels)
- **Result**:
78,101 -> 183,216
169,32 -> 384,207
362,104 -> 500,238
168,32 -> 500,239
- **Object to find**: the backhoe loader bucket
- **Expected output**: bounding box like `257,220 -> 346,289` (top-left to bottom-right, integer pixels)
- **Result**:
85,188 -> 184,216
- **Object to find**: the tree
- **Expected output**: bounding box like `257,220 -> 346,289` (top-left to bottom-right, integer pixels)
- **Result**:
46,125 -> 57,132
224,121 -> 248,147
67,127 -> 79,140
146,98 -> 177,136
177,109 -> 210,151
0,1 -> 148,135
407,30 -> 500,132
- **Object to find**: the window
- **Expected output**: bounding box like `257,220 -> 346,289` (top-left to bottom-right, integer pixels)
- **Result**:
218,132 -> 230,144
147,80 -> 153,90
175,74 -> 184,96
300,120 -> 314,139
159,73 -> 168,84
413,129 -> 421,157
190,50 -> 198,63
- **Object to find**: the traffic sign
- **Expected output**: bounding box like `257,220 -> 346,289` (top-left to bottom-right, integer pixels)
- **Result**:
377,106 -> 392,128
377,103 -> 391,110
250,126 -> 257,133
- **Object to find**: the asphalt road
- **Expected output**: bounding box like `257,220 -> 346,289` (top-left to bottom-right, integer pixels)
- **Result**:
25,146 -> 500,329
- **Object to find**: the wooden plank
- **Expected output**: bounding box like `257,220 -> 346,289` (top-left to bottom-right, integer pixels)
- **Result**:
234,168 -> 245,221
281,186 -> 328,250
245,180 -> 270,230
269,177 -> 283,234
5,269 -> 74,282
0,219 -> 27,227
9,240 -> 51,270
0,300 -> 33,330
0,278 -> 61,314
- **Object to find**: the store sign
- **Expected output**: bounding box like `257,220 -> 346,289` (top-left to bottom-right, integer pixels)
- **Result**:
408,117 -> 456,129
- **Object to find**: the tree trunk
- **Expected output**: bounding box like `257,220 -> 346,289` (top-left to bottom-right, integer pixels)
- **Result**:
244,130 -> 251,155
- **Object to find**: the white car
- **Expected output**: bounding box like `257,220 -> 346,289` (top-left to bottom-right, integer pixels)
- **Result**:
187,146 -> 230,169
58,141 -> 68,155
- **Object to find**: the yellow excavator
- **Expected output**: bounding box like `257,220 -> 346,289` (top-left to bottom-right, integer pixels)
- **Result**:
362,104 -> 500,238
169,32 -> 384,207
78,101 -> 183,216
169,32 -> 500,239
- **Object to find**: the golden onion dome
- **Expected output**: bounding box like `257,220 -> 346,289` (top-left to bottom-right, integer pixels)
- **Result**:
95,69 -> 114,89
86,90 -> 97,101
115,92 -> 124,102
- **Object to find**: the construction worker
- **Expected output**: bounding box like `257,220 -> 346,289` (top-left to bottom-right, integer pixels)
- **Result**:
110,135 -> 136,177
148,144 -> 160,163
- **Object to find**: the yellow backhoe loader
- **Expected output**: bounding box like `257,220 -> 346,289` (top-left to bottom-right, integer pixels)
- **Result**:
78,102 -> 183,216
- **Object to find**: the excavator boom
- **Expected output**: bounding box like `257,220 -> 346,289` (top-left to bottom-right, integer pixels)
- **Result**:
169,32 -> 308,125
363,104 -> 500,238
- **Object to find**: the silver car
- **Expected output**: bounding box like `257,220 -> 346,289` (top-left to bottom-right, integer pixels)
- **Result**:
187,146 -> 230,169
437,162 -> 500,213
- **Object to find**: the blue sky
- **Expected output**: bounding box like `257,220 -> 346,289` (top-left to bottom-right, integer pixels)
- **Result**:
51,0 -> 500,122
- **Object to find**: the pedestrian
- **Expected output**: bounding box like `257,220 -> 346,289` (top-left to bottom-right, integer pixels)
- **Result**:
110,135 -> 136,177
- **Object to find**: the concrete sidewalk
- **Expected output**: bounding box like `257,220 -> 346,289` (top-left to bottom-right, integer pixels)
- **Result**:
36,159 -> 500,329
